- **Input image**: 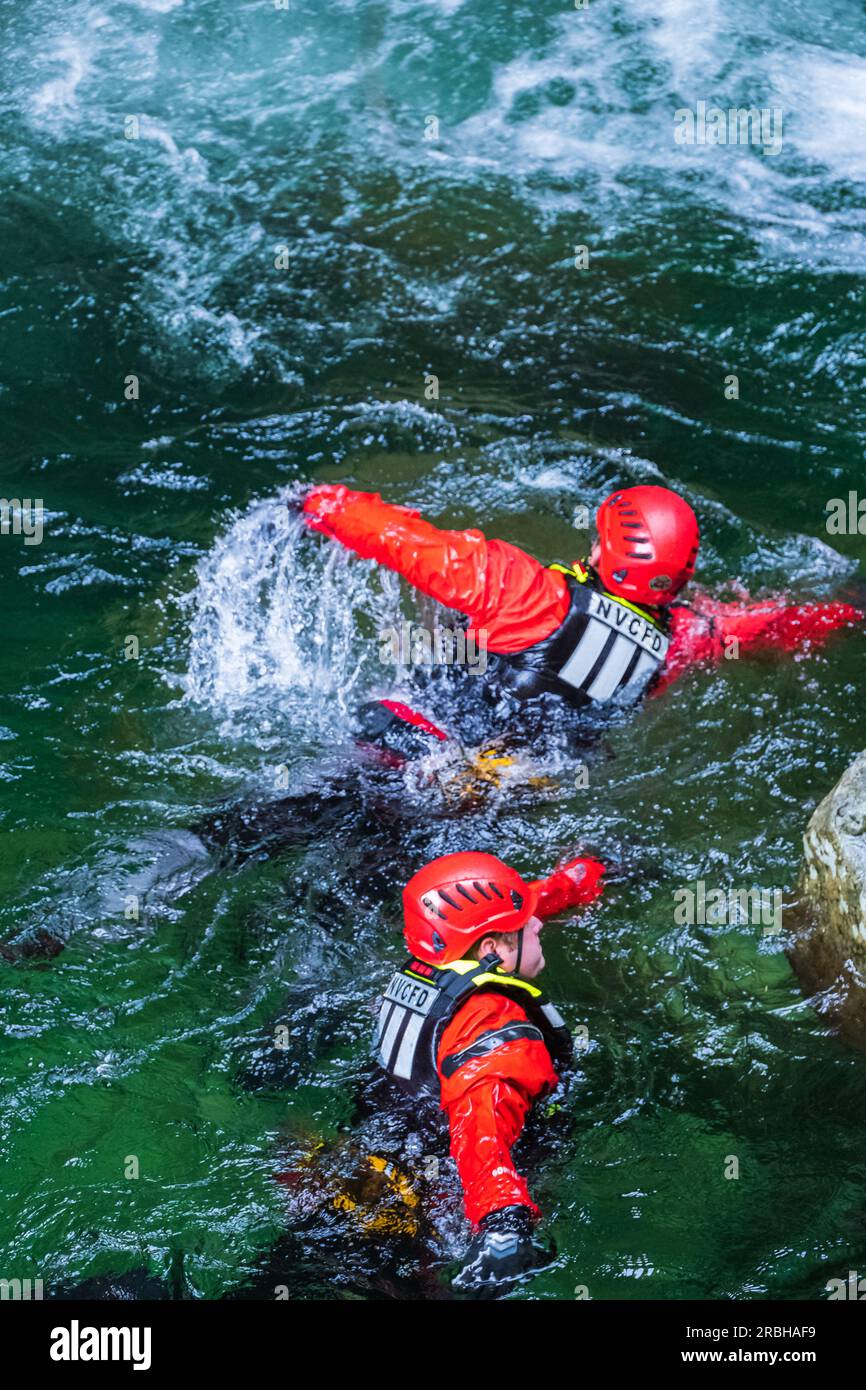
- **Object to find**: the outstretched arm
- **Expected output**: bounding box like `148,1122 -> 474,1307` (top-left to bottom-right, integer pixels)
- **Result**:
303,484 -> 569,653
653,591 -> 863,695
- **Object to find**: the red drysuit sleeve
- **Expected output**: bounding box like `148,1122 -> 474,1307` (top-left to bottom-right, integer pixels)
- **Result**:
530,856 -> 605,919
437,993 -> 558,1227
653,591 -> 863,695
303,484 -> 570,653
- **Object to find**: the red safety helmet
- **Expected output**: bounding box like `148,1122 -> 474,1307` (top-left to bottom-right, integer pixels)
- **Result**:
403,852 -> 539,965
591,485 -> 699,607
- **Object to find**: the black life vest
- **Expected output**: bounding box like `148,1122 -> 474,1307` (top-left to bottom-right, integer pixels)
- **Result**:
375,954 -> 572,1097
495,563 -> 671,708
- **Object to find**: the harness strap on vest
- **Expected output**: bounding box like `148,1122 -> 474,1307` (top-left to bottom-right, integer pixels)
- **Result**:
466,968 -> 542,996
548,562 -> 664,628
376,954 -> 571,1094
549,561 -> 589,582
439,1022 -> 545,1080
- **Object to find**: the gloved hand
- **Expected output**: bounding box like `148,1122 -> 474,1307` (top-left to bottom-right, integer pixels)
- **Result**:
301,483 -> 351,535
453,1205 -> 555,1292
533,856 -> 605,917
559,855 -> 605,900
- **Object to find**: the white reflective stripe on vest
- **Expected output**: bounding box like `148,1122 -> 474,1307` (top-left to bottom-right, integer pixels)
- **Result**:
557,616 -> 610,690
374,997 -> 391,1047
586,633 -> 638,700
618,647 -> 658,700
557,589 -> 668,700
378,1002 -> 406,1069
392,1010 -> 425,1080
541,1001 -> 566,1030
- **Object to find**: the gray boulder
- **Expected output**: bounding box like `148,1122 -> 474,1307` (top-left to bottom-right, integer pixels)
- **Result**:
789,751 -> 866,1043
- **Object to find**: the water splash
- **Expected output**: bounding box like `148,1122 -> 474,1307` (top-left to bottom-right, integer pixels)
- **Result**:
183,488 -> 401,739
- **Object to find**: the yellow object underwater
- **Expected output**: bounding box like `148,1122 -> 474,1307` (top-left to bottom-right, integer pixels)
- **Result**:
443,746 -> 556,803
288,1140 -> 423,1238
330,1153 -> 421,1237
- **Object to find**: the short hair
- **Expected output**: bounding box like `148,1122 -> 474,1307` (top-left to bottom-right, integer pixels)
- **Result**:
473,929 -> 519,960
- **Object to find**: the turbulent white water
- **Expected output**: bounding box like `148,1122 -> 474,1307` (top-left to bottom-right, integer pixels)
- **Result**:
451,2 -> 866,264
183,488 -> 404,736
4,0 -> 865,396
4,0 -> 866,1307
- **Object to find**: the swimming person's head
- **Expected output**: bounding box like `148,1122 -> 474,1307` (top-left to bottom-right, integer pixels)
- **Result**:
468,916 -> 545,980
588,484 -> 700,607
403,851 -> 543,978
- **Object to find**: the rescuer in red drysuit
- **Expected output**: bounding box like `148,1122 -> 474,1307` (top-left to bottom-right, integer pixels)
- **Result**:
303,482 -> 862,752
376,848 -> 604,1290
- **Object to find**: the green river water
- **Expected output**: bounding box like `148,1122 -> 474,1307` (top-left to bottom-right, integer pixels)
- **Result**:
1,0 -> 866,1300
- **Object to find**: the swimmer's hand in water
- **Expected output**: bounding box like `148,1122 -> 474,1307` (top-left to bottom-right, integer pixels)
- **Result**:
532,856 -> 606,918
301,484 -> 351,535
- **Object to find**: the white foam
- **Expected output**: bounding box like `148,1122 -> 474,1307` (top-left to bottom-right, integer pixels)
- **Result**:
31,34 -> 95,116
783,49 -> 866,185
449,1 -> 866,266
128,0 -> 184,12
183,489 -> 401,734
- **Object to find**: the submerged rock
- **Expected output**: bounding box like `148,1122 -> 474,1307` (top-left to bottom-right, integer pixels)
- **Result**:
0,925 -> 66,963
789,752 -> 866,1043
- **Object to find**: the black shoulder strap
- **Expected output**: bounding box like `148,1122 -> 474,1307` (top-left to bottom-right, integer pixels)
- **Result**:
440,1021 -> 545,1079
